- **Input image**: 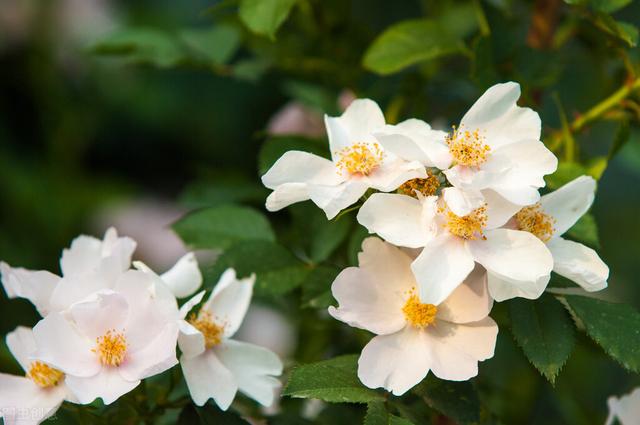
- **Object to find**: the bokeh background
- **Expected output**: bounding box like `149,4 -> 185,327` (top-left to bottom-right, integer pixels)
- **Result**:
0,0 -> 639,424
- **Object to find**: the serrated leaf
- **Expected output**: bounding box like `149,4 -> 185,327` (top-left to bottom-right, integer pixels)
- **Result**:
564,295 -> 640,373
566,213 -> 600,248
413,377 -> 480,425
508,294 -> 575,384
179,25 -> 241,65
173,205 -> 275,250
258,136 -> 329,176
239,0 -> 298,39
283,355 -> 385,403
365,402 -> 415,425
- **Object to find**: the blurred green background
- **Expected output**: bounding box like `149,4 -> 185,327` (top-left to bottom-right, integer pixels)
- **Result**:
0,0 -> 639,423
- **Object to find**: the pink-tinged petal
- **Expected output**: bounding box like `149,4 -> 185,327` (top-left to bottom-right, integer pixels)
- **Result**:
358,327 -> 431,396
487,271 -> 549,302
6,327 -> 38,372
541,175 -> 596,237
460,82 -> 541,149
483,189 -> 523,229
178,321 -> 206,359
119,322 -> 178,381
411,235 -> 475,306
443,187 -> 484,217
69,291 -> 129,340
32,313 -> 100,378
101,227 -> 137,273
181,351 -> 238,410
364,158 -> 426,192
308,180 -> 369,220
357,194 -> 435,249
468,229 -> 553,289
65,368 -> 139,405
0,373 -> 66,425
325,99 -> 386,156
60,235 -> 102,277
261,151 -> 341,189
160,252 -> 202,299
215,340 -> 283,407
204,269 -> 254,338
0,263 -> 59,317
547,238 -> 608,292
437,266 -> 492,324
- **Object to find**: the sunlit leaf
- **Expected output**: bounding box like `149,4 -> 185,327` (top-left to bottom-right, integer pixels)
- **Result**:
239,0 -> 298,39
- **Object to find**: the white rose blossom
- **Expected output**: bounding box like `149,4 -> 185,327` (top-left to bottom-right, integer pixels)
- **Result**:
0,327 -> 74,425
357,192 -> 553,304
605,387 -> 640,425
329,238 -> 498,395
178,269 -> 283,410
262,98 -> 426,219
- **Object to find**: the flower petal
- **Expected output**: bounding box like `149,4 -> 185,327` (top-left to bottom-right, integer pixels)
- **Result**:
364,158 -> 426,192
541,175 -> 595,237
65,368 -> 140,405
6,327 -> 37,372
308,180 -> 369,219
357,194 -> 435,248
179,290 -> 207,319
325,99 -> 385,156
261,151 -> 341,189
265,183 -> 310,212
442,187 -> 484,217
547,237 -> 609,292
69,291 -> 129,340
437,266 -> 493,324
0,263 -> 59,317
606,388 -> 640,425
204,269 -> 254,338
215,340 -> 283,407
119,322 -> 178,381
160,252 -> 203,299
411,235 -> 475,305
488,140 -> 557,192
60,228 -> 135,277
487,271 -> 549,302
181,351 -> 238,409
357,327 -> 431,396
0,374 -> 66,425
483,189 -> 523,229
178,320 -> 206,359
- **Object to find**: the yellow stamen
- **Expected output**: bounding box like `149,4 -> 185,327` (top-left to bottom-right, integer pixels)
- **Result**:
93,329 -> 127,367
397,173 -> 440,198
188,311 -> 224,349
27,361 -> 64,388
336,142 -> 383,176
515,203 -> 555,242
402,291 -> 438,328
442,204 -> 488,240
446,125 -> 490,167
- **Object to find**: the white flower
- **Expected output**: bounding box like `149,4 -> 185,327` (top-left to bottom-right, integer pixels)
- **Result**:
0,327 -> 72,425
606,387 -> 640,425
261,99 -> 426,219
357,192 -> 553,304
500,175 -> 609,295
30,270 -> 179,405
329,238 -> 498,395
178,269 -> 283,410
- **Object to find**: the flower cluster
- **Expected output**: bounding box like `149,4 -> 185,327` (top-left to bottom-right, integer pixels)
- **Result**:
0,228 -> 282,424
263,82 -> 610,395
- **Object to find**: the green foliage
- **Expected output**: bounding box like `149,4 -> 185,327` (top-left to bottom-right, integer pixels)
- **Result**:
239,0 -> 299,39
178,403 -> 248,424
545,162 -> 588,190
365,402 -> 415,425
301,265 -> 339,308
509,294 -> 576,384
566,213 -> 600,248
564,295 -> 640,373
283,355 -> 385,403
173,205 -> 275,250
412,377 -> 480,425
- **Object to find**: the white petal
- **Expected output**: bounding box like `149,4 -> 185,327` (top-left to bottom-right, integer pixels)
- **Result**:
69,291 -> 129,340
488,140 -> 558,191
179,290 -> 206,319
411,235 -> 475,305
60,234 -> 102,277
488,183 -> 541,207
160,253 -> 203,298
357,194 -> 434,248
6,327 -> 36,372
215,340 -> 283,407
0,262 -> 59,317
325,99 -> 385,156
437,266 -> 493,324
119,322 -> 178,381
364,158 -> 426,192
181,351 -> 238,410
32,312 -> 100,378
483,189 -> 523,229
265,183 -> 311,212
487,271 -> 549,302
442,187 -> 484,217
261,151 -> 341,189
541,175 -> 596,236
65,368 -> 140,405
358,327 -> 431,396
101,227 -> 137,273
606,388 -> 640,425
468,229 -> 553,289
329,238 -> 412,335
308,180 -> 369,219
460,82 -> 541,149
178,320 -> 206,359
0,374 -> 66,425
547,238 -> 609,292
205,269 -> 254,338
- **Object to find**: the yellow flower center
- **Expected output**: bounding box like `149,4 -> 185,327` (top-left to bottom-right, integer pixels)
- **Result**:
27,361 -> 64,388
397,173 -> 440,198
446,126 -> 490,167
93,329 -> 127,367
189,311 -> 224,349
336,142 -> 383,176
515,203 -> 556,242
402,292 -> 438,328
442,204 -> 488,240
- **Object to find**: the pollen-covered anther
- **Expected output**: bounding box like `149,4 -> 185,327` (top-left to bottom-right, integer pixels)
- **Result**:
443,204 -> 488,240
515,203 -> 556,242
27,361 -> 64,388
94,329 -> 128,367
397,173 -> 440,198
336,142 -> 384,176
402,292 -> 438,328
446,125 -> 490,167
189,311 -> 224,349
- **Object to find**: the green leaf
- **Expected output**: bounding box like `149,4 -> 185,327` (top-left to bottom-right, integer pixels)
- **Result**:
566,213 -> 600,248
301,265 -> 339,308
363,19 -> 466,75
179,176 -> 268,209
544,162 -> 588,190
508,294 -> 575,384
91,28 -> 187,67
593,13 -> 638,47
173,205 -> 275,250
413,377 -> 480,424
239,0 -> 298,39
289,204 -> 352,263
179,25 -> 241,65
564,295 -> 640,373
564,0 -> 632,13
364,402 -> 415,425
348,226 -> 370,266
283,355 -> 385,403
205,240 -> 309,296
258,136 -> 329,176
195,402 -> 248,424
